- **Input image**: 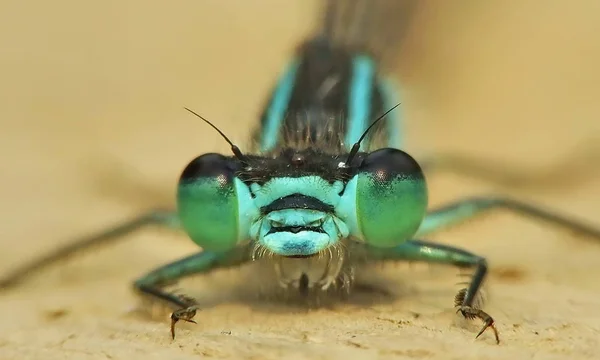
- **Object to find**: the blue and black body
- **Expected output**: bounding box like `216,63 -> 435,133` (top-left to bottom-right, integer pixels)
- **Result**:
2,0 -> 600,345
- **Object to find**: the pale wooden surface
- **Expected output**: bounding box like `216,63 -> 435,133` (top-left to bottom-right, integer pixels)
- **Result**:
1,1 -> 599,359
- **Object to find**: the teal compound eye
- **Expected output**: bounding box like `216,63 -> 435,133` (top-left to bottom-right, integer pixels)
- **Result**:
176,153 -> 245,252
351,148 -> 428,248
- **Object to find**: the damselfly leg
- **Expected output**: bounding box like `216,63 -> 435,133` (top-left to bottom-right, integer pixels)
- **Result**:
366,239 -> 499,344
132,246 -> 250,339
0,209 -> 180,289
365,195 -> 600,344
417,196 -> 600,239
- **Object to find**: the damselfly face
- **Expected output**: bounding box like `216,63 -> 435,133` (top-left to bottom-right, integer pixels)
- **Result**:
176,145 -> 428,258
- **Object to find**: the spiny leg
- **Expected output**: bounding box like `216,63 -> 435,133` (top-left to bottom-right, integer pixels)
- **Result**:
0,209 -> 180,290
133,246 -> 249,339
367,240 -> 500,344
416,196 -> 600,239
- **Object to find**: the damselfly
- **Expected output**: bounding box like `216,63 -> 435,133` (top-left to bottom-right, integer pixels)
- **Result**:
2,0 -> 600,345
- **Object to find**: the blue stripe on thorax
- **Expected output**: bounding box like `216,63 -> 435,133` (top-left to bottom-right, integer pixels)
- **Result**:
344,55 -> 375,151
259,59 -> 300,153
258,53 -> 403,153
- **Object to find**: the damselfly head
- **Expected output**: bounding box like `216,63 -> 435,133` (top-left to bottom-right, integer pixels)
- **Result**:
177,103 -> 428,262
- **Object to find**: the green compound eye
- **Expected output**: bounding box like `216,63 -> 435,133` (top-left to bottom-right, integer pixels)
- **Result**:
353,148 -> 428,247
177,153 -> 244,252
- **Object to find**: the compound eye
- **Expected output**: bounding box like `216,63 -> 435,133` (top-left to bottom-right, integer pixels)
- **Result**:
177,153 -> 242,252
354,148 -> 428,247
179,153 -> 239,185
359,148 -> 423,184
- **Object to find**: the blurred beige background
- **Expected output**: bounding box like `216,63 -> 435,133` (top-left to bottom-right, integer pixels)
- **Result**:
0,1 -> 599,359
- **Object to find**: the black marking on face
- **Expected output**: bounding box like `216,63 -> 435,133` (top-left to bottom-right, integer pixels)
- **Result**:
266,226 -> 326,235
237,148 -> 367,185
261,194 -> 335,214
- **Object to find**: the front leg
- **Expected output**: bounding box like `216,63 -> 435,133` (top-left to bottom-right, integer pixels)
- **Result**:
367,239 -> 500,344
133,245 -> 249,339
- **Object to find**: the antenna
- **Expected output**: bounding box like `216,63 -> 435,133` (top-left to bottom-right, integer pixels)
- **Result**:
183,107 -> 247,163
344,103 -> 401,166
